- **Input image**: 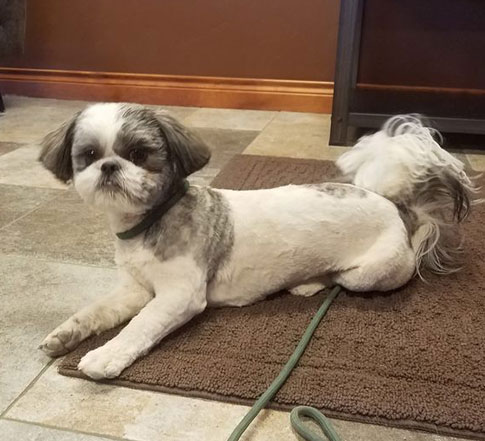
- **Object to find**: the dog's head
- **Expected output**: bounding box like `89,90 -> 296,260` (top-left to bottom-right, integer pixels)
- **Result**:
40,103 -> 210,212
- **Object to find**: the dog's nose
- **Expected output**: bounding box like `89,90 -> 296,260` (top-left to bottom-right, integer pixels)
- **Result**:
101,161 -> 120,175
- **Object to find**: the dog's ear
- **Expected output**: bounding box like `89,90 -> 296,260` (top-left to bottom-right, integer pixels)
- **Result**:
155,112 -> 211,177
39,113 -> 79,183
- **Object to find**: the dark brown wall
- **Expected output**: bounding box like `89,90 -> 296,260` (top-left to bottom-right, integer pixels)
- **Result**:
358,0 -> 485,90
4,0 -> 340,81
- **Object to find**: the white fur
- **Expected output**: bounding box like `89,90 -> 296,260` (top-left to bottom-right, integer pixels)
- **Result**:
208,185 -> 414,307
41,183 -> 416,379
76,103 -> 123,154
337,115 -> 477,276
336,114 -> 472,201
78,253 -> 207,379
74,156 -> 157,212
73,105 -> 157,212
40,109 -> 472,379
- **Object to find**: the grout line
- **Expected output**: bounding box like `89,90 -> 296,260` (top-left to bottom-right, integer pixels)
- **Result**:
1,417 -> 139,441
259,110 -> 279,132
0,186 -> 116,269
0,181 -> 69,191
239,111 -> 280,154
0,250 -> 117,270
240,129 -> 268,154
0,359 -> 55,418
0,189 -> 65,233
0,143 -> 25,158
0,187 -> 116,270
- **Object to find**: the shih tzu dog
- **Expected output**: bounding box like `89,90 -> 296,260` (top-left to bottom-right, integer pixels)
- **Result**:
38,105 -> 476,380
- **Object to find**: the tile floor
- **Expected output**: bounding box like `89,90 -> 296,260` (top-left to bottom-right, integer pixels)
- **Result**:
0,95 -> 482,441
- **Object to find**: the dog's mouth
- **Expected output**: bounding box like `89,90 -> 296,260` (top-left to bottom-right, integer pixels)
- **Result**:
97,175 -> 122,192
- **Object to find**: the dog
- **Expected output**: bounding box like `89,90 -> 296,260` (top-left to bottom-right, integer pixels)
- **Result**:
38,105 -> 476,380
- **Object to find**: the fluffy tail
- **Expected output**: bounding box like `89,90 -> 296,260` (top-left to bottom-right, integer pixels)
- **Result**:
336,115 -> 480,277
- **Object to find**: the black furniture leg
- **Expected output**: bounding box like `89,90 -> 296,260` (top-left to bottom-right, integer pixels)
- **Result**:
329,0 -> 365,146
0,92 -> 4,113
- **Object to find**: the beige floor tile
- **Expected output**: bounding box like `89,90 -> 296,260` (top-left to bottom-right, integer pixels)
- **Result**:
0,145 -> 68,189
2,95 -> 90,110
5,363 -> 260,441
0,97 -> 197,145
329,419 -> 459,441
451,152 -> 471,167
1,419 -> 118,441
6,363 -> 463,441
189,128 -> 259,185
0,184 -> 62,229
0,142 -> 23,157
0,96 -> 90,144
0,190 -> 114,266
184,108 -> 276,131
273,111 -> 330,125
467,153 -> 485,172
0,254 -> 116,413
0,97 -> 198,144
244,112 -> 350,160
195,127 -> 260,154
148,104 -> 199,122
194,127 -> 259,168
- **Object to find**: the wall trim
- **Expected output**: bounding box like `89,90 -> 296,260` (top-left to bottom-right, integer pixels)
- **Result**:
0,68 -> 333,113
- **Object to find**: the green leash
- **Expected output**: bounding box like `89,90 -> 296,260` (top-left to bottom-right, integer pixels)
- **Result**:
227,286 -> 343,441
290,406 -> 342,441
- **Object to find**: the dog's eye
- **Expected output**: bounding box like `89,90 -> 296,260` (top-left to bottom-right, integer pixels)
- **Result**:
84,149 -> 97,165
129,148 -> 148,165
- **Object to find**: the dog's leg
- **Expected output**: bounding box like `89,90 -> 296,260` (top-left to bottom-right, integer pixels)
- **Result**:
289,282 -> 326,297
78,261 -> 207,379
334,252 -> 414,292
334,266 -> 383,291
40,271 -> 153,357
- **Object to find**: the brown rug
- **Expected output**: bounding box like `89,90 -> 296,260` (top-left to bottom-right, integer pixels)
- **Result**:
60,155 -> 485,440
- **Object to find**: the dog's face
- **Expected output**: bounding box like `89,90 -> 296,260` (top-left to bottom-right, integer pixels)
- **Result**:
40,103 -> 210,212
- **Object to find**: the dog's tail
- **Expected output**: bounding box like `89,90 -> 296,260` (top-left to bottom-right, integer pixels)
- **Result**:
336,115 -> 480,278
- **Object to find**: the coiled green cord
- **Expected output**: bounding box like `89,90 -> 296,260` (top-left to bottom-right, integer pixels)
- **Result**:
227,285 -> 342,441
290,406 -> 342,441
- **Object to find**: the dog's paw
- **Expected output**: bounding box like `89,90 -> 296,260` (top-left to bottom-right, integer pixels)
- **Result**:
39,319 -> 83,357
289,282 -> 326,297
78,345 -> 132,380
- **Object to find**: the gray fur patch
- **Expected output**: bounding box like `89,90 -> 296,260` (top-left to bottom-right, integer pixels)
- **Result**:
393,165 -> 479,278
40,113 -> 80,182
418,169 -> 473,223
119,105 -> 211,178
396,204 -> 419,237
306,183 -> 368,198
116,106 -> 170,174
144,186 -> 234,281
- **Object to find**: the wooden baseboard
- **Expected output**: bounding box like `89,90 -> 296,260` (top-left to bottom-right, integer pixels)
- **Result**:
0,68 -> 333,113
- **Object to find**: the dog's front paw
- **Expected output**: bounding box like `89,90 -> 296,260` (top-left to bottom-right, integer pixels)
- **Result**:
39,319 -> 83,357
78,345 -> 132,380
